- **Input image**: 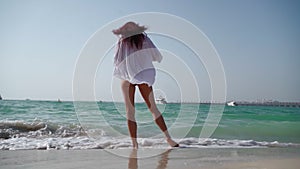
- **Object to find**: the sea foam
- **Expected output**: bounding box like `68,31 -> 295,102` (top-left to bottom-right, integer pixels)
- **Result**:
1,120 -> 300,150
1,136 -> 299,150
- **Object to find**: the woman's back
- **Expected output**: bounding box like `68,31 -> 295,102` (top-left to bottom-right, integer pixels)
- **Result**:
113,34 -> 162,86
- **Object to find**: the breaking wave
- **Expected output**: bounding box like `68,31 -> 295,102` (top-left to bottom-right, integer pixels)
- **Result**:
1,120 -> 299,150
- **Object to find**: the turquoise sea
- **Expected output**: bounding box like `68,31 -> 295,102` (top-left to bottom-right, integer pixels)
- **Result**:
0,100 -> 299,150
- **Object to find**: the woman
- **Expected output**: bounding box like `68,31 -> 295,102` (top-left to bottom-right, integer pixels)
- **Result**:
112,22 -> 178,148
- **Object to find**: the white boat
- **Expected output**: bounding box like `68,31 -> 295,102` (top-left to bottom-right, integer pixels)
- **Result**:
227,101 -> 236,106
156,96 -> 167,104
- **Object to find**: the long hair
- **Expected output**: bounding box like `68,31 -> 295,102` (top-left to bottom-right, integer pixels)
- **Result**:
122,33 -> 145,49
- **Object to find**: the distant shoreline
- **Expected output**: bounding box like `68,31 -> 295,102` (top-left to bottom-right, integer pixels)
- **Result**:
1,99 -> 300,107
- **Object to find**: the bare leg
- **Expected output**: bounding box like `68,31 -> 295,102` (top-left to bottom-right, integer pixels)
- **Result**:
138,84 -> 179,147
121,80 -> 138,148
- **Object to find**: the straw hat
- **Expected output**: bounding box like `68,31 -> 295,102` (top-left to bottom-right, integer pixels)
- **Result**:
112,22 -> 147,38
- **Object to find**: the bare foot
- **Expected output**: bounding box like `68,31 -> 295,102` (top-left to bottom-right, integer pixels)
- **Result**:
167,138 -> 179,147
130,138 -> 138,149
132,141 -> 138,149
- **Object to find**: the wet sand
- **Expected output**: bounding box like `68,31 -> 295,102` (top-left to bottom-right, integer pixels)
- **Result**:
0,148 -> 299,169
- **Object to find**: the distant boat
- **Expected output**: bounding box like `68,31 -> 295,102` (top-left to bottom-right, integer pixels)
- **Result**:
227,101 -> 236,106
156,96 -> 167,104
0,95 -> 2,100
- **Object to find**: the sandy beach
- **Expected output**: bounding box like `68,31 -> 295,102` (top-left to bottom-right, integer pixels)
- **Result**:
1,148 -> 299,169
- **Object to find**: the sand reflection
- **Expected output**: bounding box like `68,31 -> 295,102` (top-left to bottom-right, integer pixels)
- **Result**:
128,149 -> 172,169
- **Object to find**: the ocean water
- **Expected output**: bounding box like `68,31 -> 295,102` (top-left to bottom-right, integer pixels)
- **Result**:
0,100 -> 300,150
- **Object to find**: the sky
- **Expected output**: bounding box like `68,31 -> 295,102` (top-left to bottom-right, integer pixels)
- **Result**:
0,0 -> 299,102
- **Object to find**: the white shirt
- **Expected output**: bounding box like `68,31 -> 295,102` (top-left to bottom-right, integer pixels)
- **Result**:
113,35 -> 162,86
